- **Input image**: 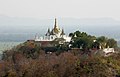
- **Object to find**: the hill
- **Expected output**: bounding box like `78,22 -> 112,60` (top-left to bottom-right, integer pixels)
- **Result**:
1,42 -> 120,77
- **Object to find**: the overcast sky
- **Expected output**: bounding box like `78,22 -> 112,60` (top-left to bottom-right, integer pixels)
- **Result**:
0,0 -> 120,20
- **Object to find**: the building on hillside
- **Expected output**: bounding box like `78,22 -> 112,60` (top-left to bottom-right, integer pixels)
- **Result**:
34,18 -> 71,46
103,48 -> 114,53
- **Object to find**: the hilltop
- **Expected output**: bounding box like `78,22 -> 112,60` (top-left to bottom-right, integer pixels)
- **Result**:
0,42 -> 120,77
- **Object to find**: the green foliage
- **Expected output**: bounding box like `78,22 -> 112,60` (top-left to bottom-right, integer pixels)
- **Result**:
97,36 -> 108,49
70,31 -> 117,49
97,36 -> 117,49
69,33 -> 74,37
70,31 -> 96,50
107,38 -> 117,48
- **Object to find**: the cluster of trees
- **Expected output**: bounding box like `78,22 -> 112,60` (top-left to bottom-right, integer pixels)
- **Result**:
1,49 -> 120,77
69,31 -> 117,50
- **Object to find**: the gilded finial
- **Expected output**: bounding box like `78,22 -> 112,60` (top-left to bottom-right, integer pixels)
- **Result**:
54,18 -> 57,28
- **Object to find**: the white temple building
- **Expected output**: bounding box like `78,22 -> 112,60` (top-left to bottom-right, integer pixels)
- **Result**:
34,18 -> 71,42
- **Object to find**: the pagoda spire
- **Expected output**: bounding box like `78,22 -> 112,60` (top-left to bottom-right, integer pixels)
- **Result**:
47,28 -> 50,33
61,28 -> 65,35
52,18 -> 61,34
54,18 -> 57,28
45,28 -> 50,36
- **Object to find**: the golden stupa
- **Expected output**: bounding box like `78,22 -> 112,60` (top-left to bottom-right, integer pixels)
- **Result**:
53,18 -> 61,34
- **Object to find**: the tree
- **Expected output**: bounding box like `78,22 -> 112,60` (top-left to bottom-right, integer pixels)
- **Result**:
97,36 -> 108,49
96,36 -> 117,49
70,31 -> 95,50
107,38 -> 117,48
69,33 -> 74,37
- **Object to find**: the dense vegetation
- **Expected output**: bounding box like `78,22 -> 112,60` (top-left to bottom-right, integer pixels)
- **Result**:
0,30 -> 119,77
1,49 -> 120,77
69,31 -> 117,50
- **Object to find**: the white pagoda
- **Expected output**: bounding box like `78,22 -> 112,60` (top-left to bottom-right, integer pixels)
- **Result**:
35,18 -> 71,42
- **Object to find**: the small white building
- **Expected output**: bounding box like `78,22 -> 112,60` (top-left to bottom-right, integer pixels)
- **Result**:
102,47 -> 115,56
103,48 -> 115,54
35,18 -> 71,43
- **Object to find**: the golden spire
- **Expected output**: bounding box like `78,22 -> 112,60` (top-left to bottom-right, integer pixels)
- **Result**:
53,18 -> 61,34
54,18 -> 57,28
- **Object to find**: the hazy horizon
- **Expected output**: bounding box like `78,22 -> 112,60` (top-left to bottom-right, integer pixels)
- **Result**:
0,16 -> 120,42
0,0 -> 120,41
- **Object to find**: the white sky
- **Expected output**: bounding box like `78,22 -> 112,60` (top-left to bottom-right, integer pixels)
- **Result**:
0,0 -> 120,19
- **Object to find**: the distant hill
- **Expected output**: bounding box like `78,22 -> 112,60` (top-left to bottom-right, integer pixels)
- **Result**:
0,15 -> 120,41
